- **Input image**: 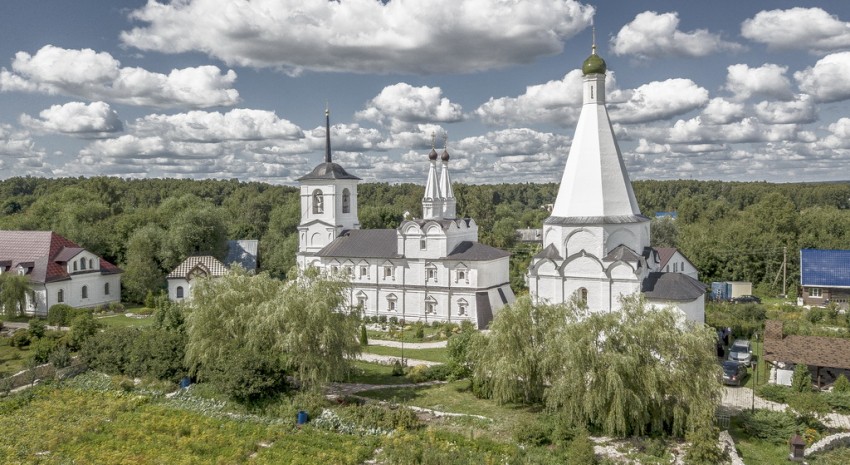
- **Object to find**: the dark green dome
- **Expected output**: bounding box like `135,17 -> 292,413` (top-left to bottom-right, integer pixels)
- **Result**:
582,51 -> 606,75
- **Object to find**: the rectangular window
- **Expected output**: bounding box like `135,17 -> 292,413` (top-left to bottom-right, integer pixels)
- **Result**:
810,287 -> 823,298
420,238 -> 426,250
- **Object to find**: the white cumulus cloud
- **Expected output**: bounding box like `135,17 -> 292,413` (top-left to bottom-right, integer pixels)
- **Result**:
356,83 -> 463,131
0,124 -> 52,177
701,98 -> 746,125
611,11 -> 742,59
120,0 -> 594,74
724,63 -> 793,101
610,79 -> 708,124
753,95 -> 817,124
475,70 -> 604,127
741,7 -> 850,53
132,109 -> 302,142
795,52 -> 850,103
0,45 -> 239,108
20,101 -> 123,136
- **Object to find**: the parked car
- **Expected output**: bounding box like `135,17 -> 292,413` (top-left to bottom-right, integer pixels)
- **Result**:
731,295 -> 761,304
722,361 -> 748,386
728,339 -> 753,365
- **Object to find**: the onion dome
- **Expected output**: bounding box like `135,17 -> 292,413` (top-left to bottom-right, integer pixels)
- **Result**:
428,148 -> 439,160
441,149 -> 450,162
582,50 -> 606,75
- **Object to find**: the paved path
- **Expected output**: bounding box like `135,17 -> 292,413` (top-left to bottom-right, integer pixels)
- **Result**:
357,353 -> 441,367
368,339 -> 447,349
327,380 -> 445,397
720,386 -> 850,429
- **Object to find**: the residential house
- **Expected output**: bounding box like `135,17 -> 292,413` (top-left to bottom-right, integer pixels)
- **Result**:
0,230 -> 122,316
167,240 -> 259,301
764,320 -> 850,388
800,249 -> 850,308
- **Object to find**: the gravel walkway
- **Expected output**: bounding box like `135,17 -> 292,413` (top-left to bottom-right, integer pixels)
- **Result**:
357,353 -> 441,367
720,386 -> 850,429
368,339 -> 447,349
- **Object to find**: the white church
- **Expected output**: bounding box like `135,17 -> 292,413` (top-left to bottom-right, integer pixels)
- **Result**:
527,43 -> 705,322
297,111 -> 515,329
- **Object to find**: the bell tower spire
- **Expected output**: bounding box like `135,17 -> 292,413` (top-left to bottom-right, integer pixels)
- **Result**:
422,132 -> 443,219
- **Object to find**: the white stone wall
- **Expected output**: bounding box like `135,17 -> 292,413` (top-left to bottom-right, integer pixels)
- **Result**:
30,273 -> 122,315
647,297 -> 704,323
168,278 -> 193,302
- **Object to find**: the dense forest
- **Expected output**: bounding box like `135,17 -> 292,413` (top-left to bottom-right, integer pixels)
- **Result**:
1,176 -> 850,302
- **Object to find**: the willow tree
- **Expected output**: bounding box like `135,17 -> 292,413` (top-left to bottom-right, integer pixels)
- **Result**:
474,294 -> 720,437
0,273 -> 33,317
185,268 -> 360,401
472,296 -> 578,404
543,295 -> 721,437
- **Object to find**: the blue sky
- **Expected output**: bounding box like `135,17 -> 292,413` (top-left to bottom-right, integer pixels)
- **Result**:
1,1 -> 849,184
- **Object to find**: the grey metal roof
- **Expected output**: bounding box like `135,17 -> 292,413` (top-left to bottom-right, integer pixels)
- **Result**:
641,272 -> 706,302
316,229 -> 400,259
545,214 -> 650,225
447,241 -> 510,261
603,245 -> 641,262
225,240 -> 259,271
534,243 -> 563,260
297,162 -> 361,181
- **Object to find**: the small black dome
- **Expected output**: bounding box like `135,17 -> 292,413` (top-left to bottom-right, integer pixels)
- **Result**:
428,148 -> 439,161
441,149 -> 450,162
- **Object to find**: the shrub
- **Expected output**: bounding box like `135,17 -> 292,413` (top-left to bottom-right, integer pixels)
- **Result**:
566,427 -> 596,465
685,425 -> 725,465
81,327 -> 136,374
144,290 -> 155,309
28,318 -> 46,339
414,324 -> 425,340
47,304 -> 74,326
404,364 -> 451,383
30,337 -> 57,364
388,316 -> 398,325
49,345 -> 71,368
512,416 -> 553,446
127,327 -> 187,382
824,391 -> 850,413
739,410 -> 799,444
757,383 -> 792,403
359,325 -> 368,346
10,329 -> 31,348
833,374 -> 850,393
391,359 -> 405,377
107,301 -> 125,313
792,364 -> 814,393
67,312 -> 102,350
378,315 -> 387,324
336,403 -> 421,431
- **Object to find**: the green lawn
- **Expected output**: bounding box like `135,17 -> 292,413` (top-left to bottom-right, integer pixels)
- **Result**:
341,361 -> 415,385
366,325 -> 449,343
727,416 -> 789,465
0,339 -> 32,378
95,314 -> 154,328
744,339 -> 769,389
358,380 -> 540,441
361,344 -> 448,364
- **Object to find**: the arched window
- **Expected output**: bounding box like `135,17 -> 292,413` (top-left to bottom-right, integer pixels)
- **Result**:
80,259 -> 86,271
425,296 -> 437,314
81,285 -> 88,299
73,261 -> 78,272
89,259 -> 94,269
457,298 -> 468,316
387,294 -> 397,312
57,289 -> 64,303
312,189 -> 324,214
342,188 -> 351,214
104,282 -> 110,295
176,286 -> 184,299
578,287 -> 588,306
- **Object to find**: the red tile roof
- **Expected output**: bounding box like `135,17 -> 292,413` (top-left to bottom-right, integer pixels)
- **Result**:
0,230 -> 121,284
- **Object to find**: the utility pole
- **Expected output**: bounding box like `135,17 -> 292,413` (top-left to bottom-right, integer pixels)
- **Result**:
783,246 -> 787,297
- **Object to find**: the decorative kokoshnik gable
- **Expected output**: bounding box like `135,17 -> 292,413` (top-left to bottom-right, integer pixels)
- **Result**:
296,111 -> 515,329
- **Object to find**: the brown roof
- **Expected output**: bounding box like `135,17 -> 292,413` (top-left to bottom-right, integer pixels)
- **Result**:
167,256 -> 229,279
0,230 -> 121,283
763,320 -> 850,370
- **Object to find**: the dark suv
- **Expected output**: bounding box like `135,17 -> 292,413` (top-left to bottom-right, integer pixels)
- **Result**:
722,361 -> 748,386
731,295 -> 761,304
